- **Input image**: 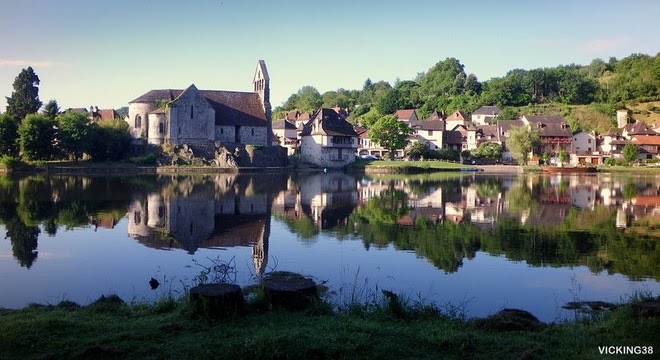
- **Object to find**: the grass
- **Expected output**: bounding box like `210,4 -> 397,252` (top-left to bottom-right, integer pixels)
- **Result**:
0,294 -> 657,359
353,159 -> 469,172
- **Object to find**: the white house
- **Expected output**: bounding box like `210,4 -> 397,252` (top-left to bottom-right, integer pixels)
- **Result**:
272,119 -> 298,155
300,108 -> 359,168
471,106 -> 501,126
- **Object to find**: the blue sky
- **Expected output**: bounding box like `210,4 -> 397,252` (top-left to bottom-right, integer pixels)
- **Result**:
1,0 -> 659,111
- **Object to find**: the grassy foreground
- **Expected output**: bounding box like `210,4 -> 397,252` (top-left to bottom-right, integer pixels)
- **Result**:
0,296 -> 657,360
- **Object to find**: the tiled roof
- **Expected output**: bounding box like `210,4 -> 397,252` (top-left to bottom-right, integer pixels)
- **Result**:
624,121 -> 657,135
473,106 -> 501,116
130,87 -> 267,127
523,115 -> 572,137
443,130 -> 464,145
446,110 -> 468,120
418,120 -> 445,131
426,111 -> 445,121
300,108 -> 358,137
395,109 -> 417,121
272,119 -> 296,130
631,135 -> 660,145
96,109 -> 119,121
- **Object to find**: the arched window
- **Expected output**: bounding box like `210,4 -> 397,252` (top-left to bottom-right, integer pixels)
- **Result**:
135,115 -> 142,128
159,122 -> 164,134
190,105 -> 194,119
251,128 -> 255,136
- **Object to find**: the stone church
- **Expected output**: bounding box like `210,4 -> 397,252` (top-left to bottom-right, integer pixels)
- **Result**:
126,61 -> 272,148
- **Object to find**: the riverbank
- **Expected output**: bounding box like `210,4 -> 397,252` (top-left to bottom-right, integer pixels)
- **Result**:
0,294 -> 657,359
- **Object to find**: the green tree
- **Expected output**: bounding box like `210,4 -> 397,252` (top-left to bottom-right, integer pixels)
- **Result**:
622,143 -> 639,163
18,114 -> 57,161
56,111 -> 91,160
464,73 -> 481,95
42,100 -> 60,120
473,142 -> 503,159
0,113 -> 19,156
294,86 -> 322,112
86,120 -> 131,161
6,67 -> 42,122
375,88 -> 403,114
369,115 -> 413,160
506,126 -> 540,165
558,149 -> 569,165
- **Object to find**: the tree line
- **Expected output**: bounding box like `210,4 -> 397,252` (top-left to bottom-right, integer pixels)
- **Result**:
1,67 -> 131,164
275,53 -> 660,125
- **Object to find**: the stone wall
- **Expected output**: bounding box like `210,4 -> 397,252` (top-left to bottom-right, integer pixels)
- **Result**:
169,88 -> 215,145
301,135 -> 355,168
127,102 -> 155,139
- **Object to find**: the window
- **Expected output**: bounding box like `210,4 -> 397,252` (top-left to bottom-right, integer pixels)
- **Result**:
220,128 -> 224,135
251,128 -> 255,136
190,105 -> 194,119
588,139 -> 592,143
158,122 -> 164,134
135,115 -> 142,128
134,211 -> 141,224
428,130 -> 433,136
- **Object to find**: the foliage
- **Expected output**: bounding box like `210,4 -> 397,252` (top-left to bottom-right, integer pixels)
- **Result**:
42,100 -> 60,120
291,86 -> 323,112
473,142 -> 503,159
5,67 -> 42,122
0,155 -> 21,169
406,142 -> 430,160
506,125 -> 540,165
86,120 -> 131,161
558,149 -> 569,164
0,113 -> 19,156
622,143 -> 639,163
375,88 -> 404,114
18,114 -> 57,161
56,111 -> 91,160
127,153 -> 157,165
369,115 -> 413,160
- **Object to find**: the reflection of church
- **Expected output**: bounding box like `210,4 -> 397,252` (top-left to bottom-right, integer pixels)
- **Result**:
127,175 -> 272,274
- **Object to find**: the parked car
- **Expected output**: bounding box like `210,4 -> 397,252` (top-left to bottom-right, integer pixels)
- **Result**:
360,154 -> 378,160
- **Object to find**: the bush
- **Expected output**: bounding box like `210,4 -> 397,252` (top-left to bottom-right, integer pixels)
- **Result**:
127,153 -> 157,165
605,158 -> 617,166
0,155 -> 21,169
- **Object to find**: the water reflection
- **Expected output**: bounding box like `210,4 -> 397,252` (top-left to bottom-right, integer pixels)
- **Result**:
0,172 -> 658,312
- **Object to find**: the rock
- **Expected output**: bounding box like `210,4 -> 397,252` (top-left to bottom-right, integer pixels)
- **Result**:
263,272 -> 319,310
473,309 -> 545,332
190,283 -> 244,318
562,301 -> 617,312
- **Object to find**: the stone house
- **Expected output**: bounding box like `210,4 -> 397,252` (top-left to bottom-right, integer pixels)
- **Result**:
599,130 -> 626,157
300,108 -> 358,168
126,60 -> 272,149
570,130 -> 600,165
445,110 -> 469,130
630,135 -> 660,160
521,115 -> 572,156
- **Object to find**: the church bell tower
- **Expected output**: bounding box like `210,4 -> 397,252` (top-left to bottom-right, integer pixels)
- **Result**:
253,60 -> 272,145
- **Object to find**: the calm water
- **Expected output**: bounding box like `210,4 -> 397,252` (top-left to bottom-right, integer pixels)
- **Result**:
0,172 -> 658,322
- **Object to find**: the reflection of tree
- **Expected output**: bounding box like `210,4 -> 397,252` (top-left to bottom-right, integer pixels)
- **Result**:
622,182 -> 637,200
354,186 -> 409,224
505,179 -> 537,218
5,218 -> 40,268
474,179 -> 503,199
280,215 -> 319,241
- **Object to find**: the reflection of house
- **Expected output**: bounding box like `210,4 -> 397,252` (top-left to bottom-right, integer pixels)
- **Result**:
299,173 -> 358,229
300,108 -> 358,168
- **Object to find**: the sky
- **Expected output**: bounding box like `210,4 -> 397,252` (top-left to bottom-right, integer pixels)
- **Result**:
1,0 -> 659,112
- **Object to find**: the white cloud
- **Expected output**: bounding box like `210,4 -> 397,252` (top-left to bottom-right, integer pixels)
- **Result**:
0,59 -> 66,68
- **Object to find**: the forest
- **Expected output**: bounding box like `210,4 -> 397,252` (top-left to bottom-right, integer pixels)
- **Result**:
275,53 -> 660,132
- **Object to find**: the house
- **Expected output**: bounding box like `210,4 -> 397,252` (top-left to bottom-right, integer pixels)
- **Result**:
621,120 -> 658,138
126,60 -> 272,148
570,130 -> 600,165
521,115 -> 572,156
272,119 -> 298,155
445,110 -> 469,130
355,126 -> 386,158
395,109 -> 419,124
471,106 -> 501,126
599,130 -> 626,158
630,135 -> 660,160
300,108 -> 358,168
414,119 -> 445,150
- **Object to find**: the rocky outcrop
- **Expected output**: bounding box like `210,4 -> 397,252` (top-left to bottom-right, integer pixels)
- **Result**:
158,143 -> 287,168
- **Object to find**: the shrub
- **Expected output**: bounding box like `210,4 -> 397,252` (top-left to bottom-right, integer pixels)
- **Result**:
0,155 -> 21,169
127,153 -> 157,165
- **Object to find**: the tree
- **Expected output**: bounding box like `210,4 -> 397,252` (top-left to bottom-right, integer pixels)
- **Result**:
86,119 -> 131,161
0,113 -> 19,156
6,67 -> 42,122
18,114 -> 57,161
473,142 -> 503,160
375,88 -> 403,114
42,100 -> 60,120
464,73 -> 481,95
56,111 -> 91,160
622,143 -> 639,164
506,126 -> 540,165
294,86 -> 322,112
558,150 -> 569,165
369,115 -> 413,160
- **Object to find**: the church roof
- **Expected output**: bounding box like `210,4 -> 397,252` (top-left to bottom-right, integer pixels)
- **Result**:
130,88 -> 267,127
